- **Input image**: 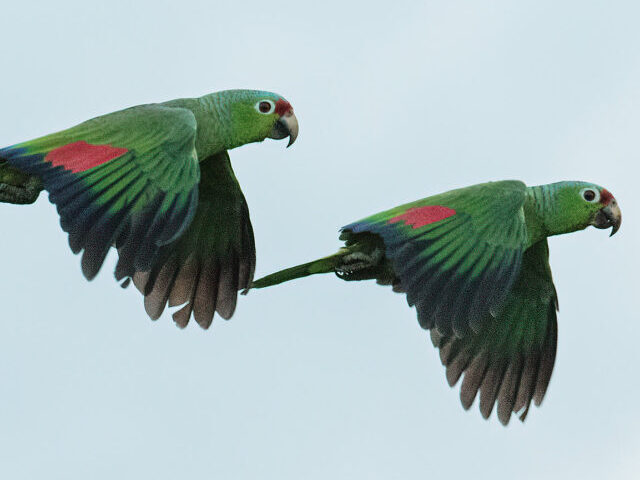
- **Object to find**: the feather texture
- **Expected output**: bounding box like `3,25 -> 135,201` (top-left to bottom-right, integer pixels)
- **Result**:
127,152 -> 256,329
430,240 -> 558,424
0,105 -> 200,280
342,180 -> 528,337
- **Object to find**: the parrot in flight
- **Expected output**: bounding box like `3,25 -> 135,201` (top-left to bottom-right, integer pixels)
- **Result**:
0,89 -> 299,329
252,180 -> 622,425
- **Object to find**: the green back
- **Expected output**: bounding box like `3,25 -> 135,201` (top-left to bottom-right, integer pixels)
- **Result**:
342,180 -> 529,337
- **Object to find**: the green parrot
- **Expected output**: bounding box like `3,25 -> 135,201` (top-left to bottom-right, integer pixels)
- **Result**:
0,89 -> 298,328
252,180 -> 622,425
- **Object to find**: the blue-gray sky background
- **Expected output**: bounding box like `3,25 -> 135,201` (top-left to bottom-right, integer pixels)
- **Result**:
1,1 -> 638,478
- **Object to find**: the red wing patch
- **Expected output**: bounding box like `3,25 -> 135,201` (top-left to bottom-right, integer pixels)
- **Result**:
389,205 -> 456,229
45,141 -> 128,173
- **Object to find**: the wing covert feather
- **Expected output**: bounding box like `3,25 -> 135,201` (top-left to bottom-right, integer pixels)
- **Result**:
0,105 -> 200,280
342,180 -> 529,336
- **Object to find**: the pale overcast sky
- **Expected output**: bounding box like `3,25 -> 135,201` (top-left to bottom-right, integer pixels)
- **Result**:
1,1 -> 638,479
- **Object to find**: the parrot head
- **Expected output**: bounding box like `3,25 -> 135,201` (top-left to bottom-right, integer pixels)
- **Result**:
223,90 -> 298,149
548,182 -> 621,237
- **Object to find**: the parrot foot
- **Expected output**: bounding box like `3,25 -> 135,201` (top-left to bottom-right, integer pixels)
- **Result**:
336,252 -> 373,272
335,249 -> 384,281
0,176 -> 43,204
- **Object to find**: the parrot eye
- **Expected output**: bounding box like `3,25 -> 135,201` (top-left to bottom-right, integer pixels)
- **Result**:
255,100 -> 275,114
580,188 -> 600,203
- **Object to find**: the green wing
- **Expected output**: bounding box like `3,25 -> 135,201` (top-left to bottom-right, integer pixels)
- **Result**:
0,105 -> 200,280
341,180 -> 529,337
129,152 -> 256,329
431,240 -> 558,424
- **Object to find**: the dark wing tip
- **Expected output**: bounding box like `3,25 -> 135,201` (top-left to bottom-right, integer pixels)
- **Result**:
433,305 -> 557,426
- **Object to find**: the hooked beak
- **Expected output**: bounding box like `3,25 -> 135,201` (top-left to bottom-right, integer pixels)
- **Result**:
592,199 -> 622,236
268,110 -> 299,147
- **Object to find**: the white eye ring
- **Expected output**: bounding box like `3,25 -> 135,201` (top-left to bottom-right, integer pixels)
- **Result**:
580,188 -> 600,203
255,100 -> 275,114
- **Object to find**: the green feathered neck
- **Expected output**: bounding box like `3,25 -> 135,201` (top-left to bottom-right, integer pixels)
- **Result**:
525,181 -> 601,244
163,90 -> 284,160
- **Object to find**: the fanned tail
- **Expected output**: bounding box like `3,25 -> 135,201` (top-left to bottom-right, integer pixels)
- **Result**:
250,250 -> 346,289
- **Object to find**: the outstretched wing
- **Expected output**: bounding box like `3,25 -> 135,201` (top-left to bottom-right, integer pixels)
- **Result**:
431,240 -> 558,424
341,180 -> 529,337
128,152 -> 256,329
0,105 -> 200,280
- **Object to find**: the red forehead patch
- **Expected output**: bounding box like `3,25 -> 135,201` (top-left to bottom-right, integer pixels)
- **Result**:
275,98 -> 292,116
45,141 -> 128,173
389,205 -> 457,229
600,188 -> 614,205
